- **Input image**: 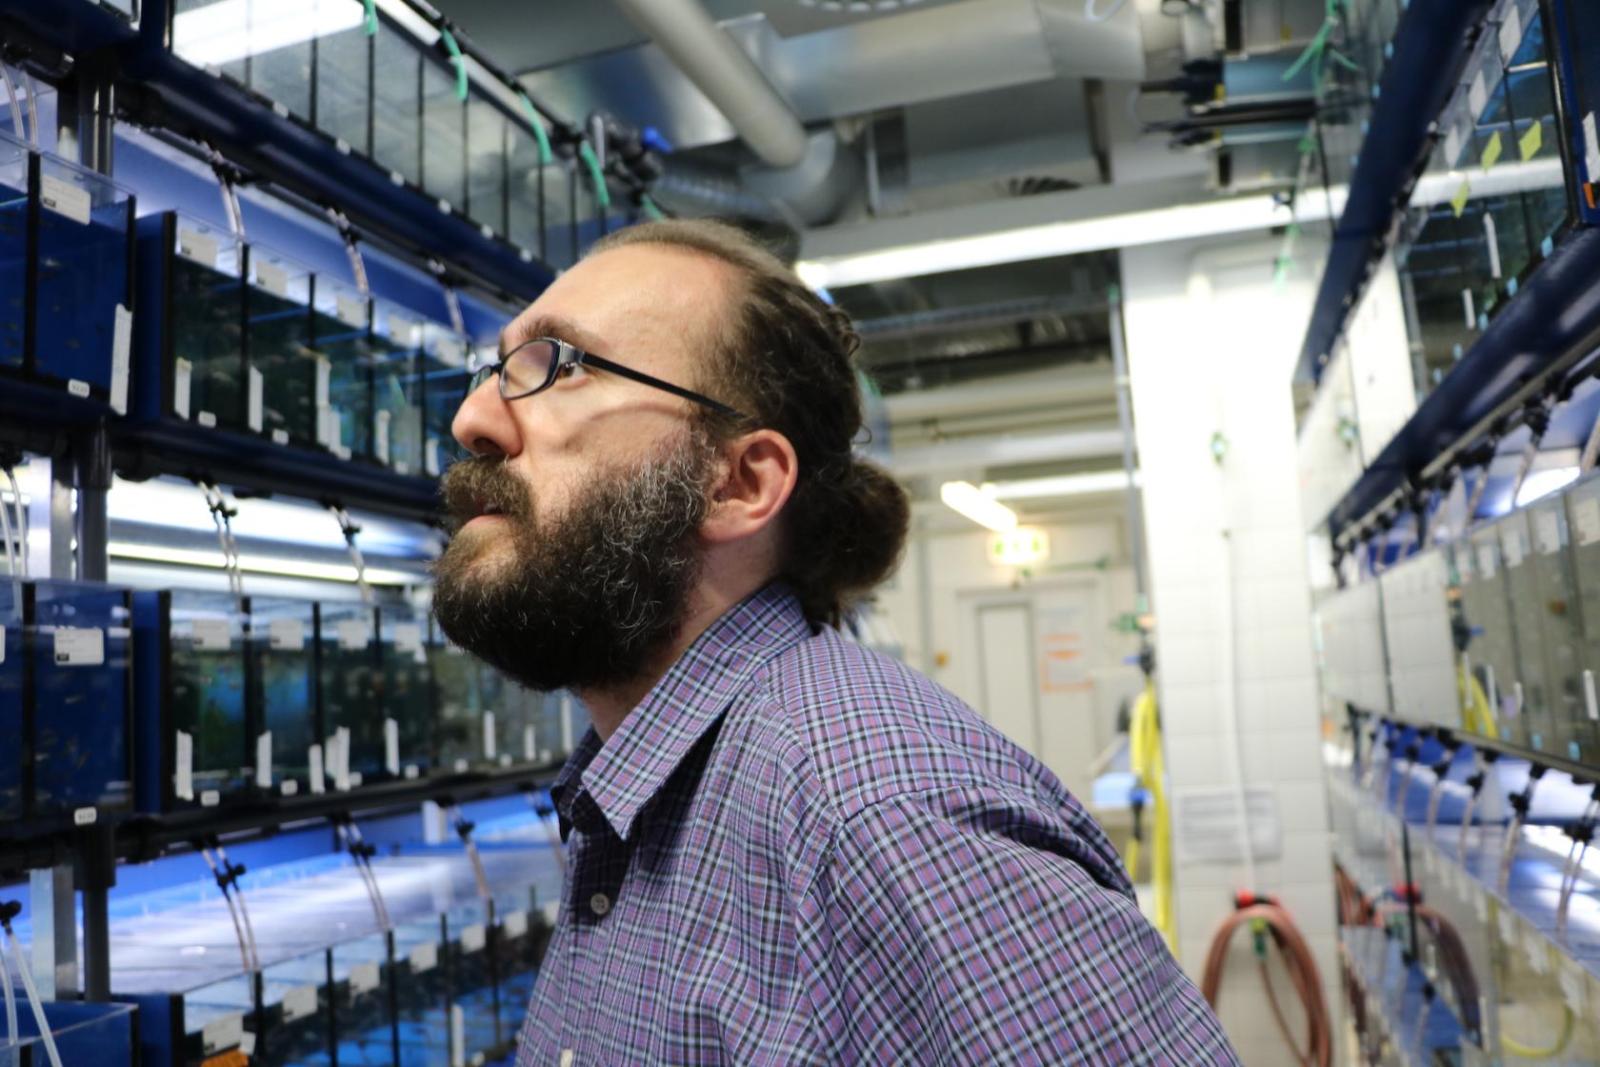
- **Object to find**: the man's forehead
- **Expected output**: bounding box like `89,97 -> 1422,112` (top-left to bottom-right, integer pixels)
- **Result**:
500,244 -> 737,359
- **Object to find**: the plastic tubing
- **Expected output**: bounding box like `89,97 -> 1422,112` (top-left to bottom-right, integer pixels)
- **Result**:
0,919 -> 17,1052
0,65 -> 26,148
0,475 -> 20,620
1201,901 -> 1332,1067
0,924 -> 61,1067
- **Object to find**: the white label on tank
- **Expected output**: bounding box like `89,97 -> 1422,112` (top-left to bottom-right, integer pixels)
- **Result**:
1585,112 -> 1600,181
39,174 -> 91,225
200,789 -> 220,808
483,711 -> 497,760
1499,7 -> 1523,64
338,617 -> 369,651
281,984 -> 317,1022
177,228 -> 219,269
404,764 -> 419,780
1469,70 -> 1488,118
1497,906 -> 1518,947
197,410 -> 217,429
255,260 -> 289,298
1560,958 -> 1586,1012
66,379 -> 90,398
271,428 -> 289,445
175,729 -> 194,800
541,901 -> 560,927
1484,211 -> 1501,279
1524,925 -> 1550,974
335,727 -> 352,792
280,778 -> 298,796
503,909 -> 527,938
409,941 -> 437,973
387,313 -> 419,347
1503,527 -> 1526,567
1535,509 -> 1561,554
110,303 -> 132,415
336,295 -> 366,329
269,617 -> 305,651
174,358 -> 193,420
454,757 -> 469,773
384,717 -> 400,776
1444,125 -> 1463,168
238,1031 -> 255,1056
314,356 -> 331,409
0,625 -> 5,665
247,364 -> 264,432
523,724 -> 535,762
191,617 -> 231,651
73,806 -> 96,826
375,409 -> 391,465
350,962 -> 380,995
1574,496 -> 1600,546
461,923 -> 486,952
256,731 -> 273,789
54,626 -> 104,666
450,1005 -> 466,1065
1462,288 -> 1476,330
308,744 -> 325,795
434,336 -> 465,367
202,1014 -> 242,1055
1476,542 -> 1497,578
425,437 -> 441,477
393,623 -> 422,654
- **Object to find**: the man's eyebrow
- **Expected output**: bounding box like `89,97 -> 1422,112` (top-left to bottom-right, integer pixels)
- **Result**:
499,313 -> 605,358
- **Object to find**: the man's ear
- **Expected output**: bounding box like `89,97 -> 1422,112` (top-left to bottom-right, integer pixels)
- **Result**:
701,429 -> 798,545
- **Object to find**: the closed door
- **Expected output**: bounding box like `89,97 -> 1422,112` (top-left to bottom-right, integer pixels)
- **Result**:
975,602 -> 1040,753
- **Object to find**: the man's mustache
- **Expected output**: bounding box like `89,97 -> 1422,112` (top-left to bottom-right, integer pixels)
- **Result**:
439,456 -> 532,534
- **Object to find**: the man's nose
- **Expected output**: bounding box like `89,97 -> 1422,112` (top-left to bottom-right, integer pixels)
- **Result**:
452,377 -> 520,458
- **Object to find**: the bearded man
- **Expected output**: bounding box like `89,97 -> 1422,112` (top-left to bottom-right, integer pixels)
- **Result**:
433,219 -> 1238,1065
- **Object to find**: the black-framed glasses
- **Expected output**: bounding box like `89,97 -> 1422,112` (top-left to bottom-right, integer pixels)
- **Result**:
470,337 -> 749,421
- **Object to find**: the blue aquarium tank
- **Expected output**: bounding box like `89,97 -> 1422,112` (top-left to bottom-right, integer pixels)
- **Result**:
249,595 -> 319,793
0,131 -> 26,374
168,212 -> 246,430
247,244 -> 318,446
311,277 -> 373,462
0,579 -> 21,821
33,151 -> 134,401
420,322 -> 472,478
370,299 -> 425,477
29,580 -> 133,820
169,589 -> 250,801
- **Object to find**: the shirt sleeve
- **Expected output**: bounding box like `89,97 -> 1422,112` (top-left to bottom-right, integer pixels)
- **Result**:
796,786 -> 1240,1066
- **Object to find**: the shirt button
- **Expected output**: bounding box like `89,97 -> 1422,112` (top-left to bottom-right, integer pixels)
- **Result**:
559,1050 -> 574,1067
589,892 -> 611,918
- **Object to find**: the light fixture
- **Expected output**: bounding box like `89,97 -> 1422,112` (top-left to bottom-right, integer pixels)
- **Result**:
1514,465 -> 1580,508
109,542 -> 421,586
796,195 -> 1302,290
940,481 -> 1018,532
986,469 -> 1139,501
173,0 -> 365,68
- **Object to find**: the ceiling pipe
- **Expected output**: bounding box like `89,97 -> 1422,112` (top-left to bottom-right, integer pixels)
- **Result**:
611,0 -> 809,168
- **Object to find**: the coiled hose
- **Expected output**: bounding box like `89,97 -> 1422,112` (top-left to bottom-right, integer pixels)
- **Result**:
1202,896 -> 1332,1067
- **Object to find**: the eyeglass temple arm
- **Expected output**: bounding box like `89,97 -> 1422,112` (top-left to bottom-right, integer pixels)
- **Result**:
578,352 -> 747,420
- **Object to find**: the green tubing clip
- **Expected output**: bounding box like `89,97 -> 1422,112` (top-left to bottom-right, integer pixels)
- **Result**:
362,0 -> 377,35
639,194 -> 665,221
439,26 -> 468,102
515,92 -> 553,167
577,140 -> 611,211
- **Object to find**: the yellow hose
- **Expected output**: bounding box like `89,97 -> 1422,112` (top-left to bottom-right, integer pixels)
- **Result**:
1457,662 -> 1498,740
1501,1003 -> 1574,1059
1127,681 -> 1175,951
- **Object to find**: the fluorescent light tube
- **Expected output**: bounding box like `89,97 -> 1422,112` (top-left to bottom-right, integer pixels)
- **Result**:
109,541 -> 420,586
940,481 -> 1018,533
173,0 -> 365,68
987,469 -> 1140,500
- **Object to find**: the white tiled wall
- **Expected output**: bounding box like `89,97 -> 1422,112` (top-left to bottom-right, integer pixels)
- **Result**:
1121,237 -> 1338,1066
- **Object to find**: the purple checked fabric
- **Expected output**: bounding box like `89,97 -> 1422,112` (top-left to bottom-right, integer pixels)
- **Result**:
516,584 -> 1239,1065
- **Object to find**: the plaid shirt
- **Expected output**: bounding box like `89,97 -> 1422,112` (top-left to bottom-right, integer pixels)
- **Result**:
517,584 -> 1238,1065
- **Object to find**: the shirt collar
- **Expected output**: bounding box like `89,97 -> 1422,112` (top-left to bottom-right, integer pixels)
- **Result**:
553,583 -> 812,843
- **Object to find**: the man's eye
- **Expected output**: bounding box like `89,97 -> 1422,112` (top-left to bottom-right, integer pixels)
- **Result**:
556,362 -> 587,380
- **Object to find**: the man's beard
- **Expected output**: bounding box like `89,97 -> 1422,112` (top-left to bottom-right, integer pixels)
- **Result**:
431,430 -> 717,692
